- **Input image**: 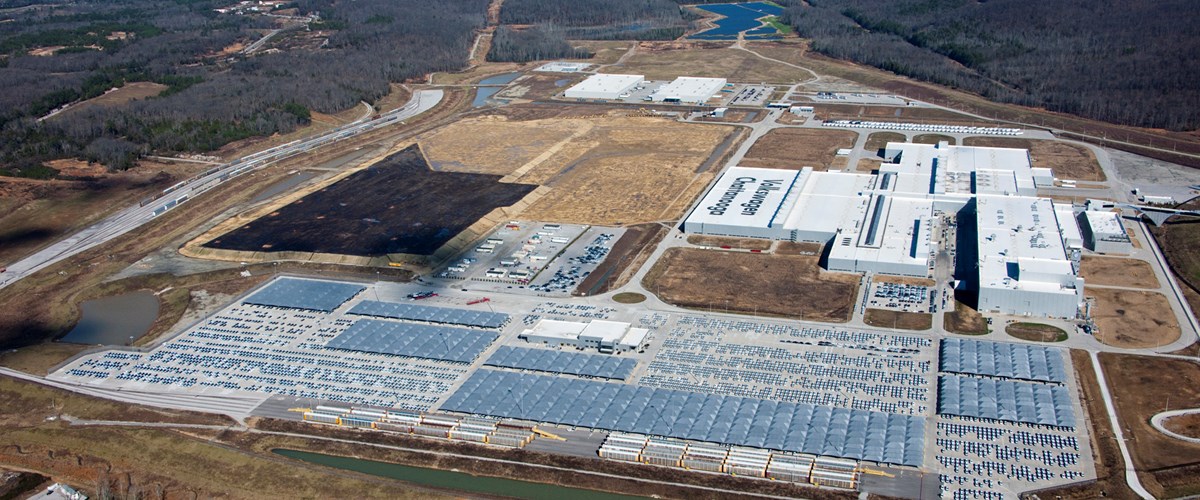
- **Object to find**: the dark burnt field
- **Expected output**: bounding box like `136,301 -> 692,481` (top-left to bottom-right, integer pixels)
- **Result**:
204,145 -> 536,256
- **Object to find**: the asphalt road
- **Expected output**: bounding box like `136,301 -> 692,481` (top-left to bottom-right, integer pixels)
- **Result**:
0,89 -> 443,291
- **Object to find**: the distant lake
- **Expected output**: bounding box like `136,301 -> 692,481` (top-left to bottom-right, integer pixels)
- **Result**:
61,291 -> 159,345
689,2 -> 784,41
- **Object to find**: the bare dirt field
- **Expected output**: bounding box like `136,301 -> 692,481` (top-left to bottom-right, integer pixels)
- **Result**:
600,41 -> 814,83
686,235 -> 772,250
1080,256 -> 1161,289
643,248 -> 859,322
855,158 -> 883,173
963,137 -> 1106,181
1099,353 -> 1200,498
1005,322 -> 1067,342
873,275 -> 936,287
739,128 -> 858,170
201,144 -> 535,256
863,309 -> 932,330
944,299 -> 988,335
420,109 -> 735,225
1163,413 -> 1200,439
1087,288 -> 1180,348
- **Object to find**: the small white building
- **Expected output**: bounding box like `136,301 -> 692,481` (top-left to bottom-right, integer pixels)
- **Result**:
1031,167 -> 1055,188
519,319 -> 649,353
564,74 -> 644,100
651,77 -> 726,103
1080,210 -> 1132,254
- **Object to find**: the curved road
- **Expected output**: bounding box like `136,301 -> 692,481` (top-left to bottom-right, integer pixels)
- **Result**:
0,89 -> 443,291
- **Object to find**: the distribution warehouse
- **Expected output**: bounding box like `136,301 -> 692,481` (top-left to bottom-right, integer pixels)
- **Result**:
684,142 -> 1086,317
564,74 -> 644,100
650,77 -> 727,103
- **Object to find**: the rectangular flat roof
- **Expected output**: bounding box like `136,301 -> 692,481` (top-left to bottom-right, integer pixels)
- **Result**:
1083,210 -> 1126,236
688,167 -> 802,229
565,74 -> 643,95
653,76 -> 726,101
977,195 -> 1075,291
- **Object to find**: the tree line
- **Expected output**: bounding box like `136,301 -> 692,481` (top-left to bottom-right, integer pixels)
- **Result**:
0,0 -> 488,176
781,0 -> 1200,130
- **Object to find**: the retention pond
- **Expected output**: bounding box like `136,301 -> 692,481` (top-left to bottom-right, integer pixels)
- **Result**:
61,291 -> 159,345
272,449 -> 644,500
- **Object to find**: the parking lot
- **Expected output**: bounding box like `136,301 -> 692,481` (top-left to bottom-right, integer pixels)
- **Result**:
723,84 -> 774,107
867,282 -> 934,314
435,222 -> 625,297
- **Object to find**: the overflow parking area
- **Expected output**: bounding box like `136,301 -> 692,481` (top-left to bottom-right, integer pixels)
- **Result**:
46,274 -> 1098,498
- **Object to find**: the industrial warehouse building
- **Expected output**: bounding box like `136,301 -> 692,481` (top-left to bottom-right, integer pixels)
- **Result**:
518,318 -> 650,353
684,142 -> 1086,317
1079,209 -> 1132,254
564,74 -> 644,100
651,77 -> 727,103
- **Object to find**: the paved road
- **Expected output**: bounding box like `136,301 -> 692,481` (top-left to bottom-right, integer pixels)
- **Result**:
1089,351 -> 1155,500
0,89 -> 443,290
1151,408 -> 1200,445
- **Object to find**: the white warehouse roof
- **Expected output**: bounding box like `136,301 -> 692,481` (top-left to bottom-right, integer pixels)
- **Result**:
685,167 -> 803,234
565,74 -> 643,100
652,77 -> 726,103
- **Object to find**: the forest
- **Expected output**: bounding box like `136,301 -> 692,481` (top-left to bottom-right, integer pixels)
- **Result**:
0,0 -> 487,176
782,0 -> 1200,131
497,0 -> 697,41
488,26 -> 592,63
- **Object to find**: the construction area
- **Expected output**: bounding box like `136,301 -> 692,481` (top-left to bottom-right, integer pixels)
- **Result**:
191,144 -> 539,263
418,111 -> 736,226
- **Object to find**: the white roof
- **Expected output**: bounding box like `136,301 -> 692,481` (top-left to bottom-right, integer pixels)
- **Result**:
566,74 -> 643,95
1083,210 -> 1126,237
579,320 -> 631,342
653,77 -> 726,101
781,170 -> 873,238
829,196 -> 933,268
689,167 -> 803,229
977,195 -> 1075,290
524,319 -> 586,340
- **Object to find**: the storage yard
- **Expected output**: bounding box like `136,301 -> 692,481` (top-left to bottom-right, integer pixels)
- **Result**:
643,248 -> 860,323
198,145 -> 537,257
738,128 -> 858,170
48,276 -> 1100,498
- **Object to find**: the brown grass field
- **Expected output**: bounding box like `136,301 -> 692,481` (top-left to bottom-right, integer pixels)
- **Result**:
686,235 -> 772,250
811,103 -> 990,126
863,309 -> 932,330
0,160 -> 200,266
775,241 -> 822,255
873,274 -> 936,287
1032,350 -> 1139,500
1099,353 -> 1200,498
1005,322 -> 1067,342
599,41 -> 815,83
419,111 -> 734,225
1164,413 -> 1200,439
912,134 -> 955,145
643,248 -> 859,322
51,82 -> 167,119
944,300 -> 988,335
1080,256 -> 1161,289
1087,288 -> 1180,348
570,40 -> 634,65
739,128 -> 858,170
963,137 -> 1106,181
864,132 -> 905,153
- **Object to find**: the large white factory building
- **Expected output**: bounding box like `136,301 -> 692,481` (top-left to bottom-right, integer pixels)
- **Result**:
564,74 -> 644,100
683,142 -> 1086,318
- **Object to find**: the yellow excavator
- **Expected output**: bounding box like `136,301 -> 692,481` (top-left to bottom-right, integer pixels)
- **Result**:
288,407 -> 313,413
532,427 -> 566,441
855,467 -> 895,478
